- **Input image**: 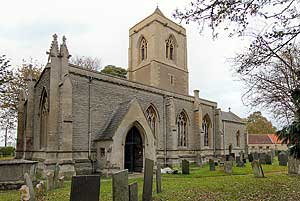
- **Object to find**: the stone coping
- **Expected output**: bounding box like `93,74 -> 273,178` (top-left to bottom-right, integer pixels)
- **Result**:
0,159 -> 38,165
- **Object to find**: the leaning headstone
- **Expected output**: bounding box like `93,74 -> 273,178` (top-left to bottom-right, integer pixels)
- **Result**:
248,154 -> 254,163
113,170 -> 128,201
24,173 -> 35,201
278,152 -> 288,166
46,172 -> 54,191
224,161 -> 233,174
143,158 -> 154,201
209,159 -> 215,171
182,159 -> 190,174
53,163 -> 60,189
70,175 -> 101,201
156,163 -> 162,193
251,160 -> 264,178
266,153 -> 272,165
20,185 -> 30,201
128,182 -> 138,201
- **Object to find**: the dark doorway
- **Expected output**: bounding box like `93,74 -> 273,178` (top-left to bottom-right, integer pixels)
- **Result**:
124,126 -> 143,172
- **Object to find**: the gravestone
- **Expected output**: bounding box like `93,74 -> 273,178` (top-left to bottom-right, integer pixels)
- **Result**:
236,156 -> 240,164
70,175 -> 101,201
182,160 -> 190,174
224,161 -> 232,174
288,158 -> 300,175
248,153 -> 254,162
259,153 -> 267,164
128,182 -> 138,201
24,173 -> 35,201
266,153 -> 272,165
225,154 -> 230,161
143,158 -> 154,201
196,154 -> 202,167
253,152 -> 259,160
53,163 -> 60,189
36,181 -> 45,200
242,158 -> 247,163
112,170 -> 128,201
46,172 -> 54,191
278,152 -> 288,166
251,160 -> 264,178
209,159 -> 215,171
156,163 -> 162,193
20,185 -> 30,201
58,176 -> 65,188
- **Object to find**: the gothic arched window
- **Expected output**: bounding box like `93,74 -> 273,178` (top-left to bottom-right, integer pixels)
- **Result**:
202,114 -> 211,147
177,111 -> 188,147
166,36 -> 175,60
40,90 -> 48,149
145,105 -> 158,136
236,130 -> 240,147
140,37 -> 148,61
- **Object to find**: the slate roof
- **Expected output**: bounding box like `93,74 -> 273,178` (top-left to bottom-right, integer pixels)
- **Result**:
221,111 -> 245,124
248,134 -> 274,144
96,100 -> 132,140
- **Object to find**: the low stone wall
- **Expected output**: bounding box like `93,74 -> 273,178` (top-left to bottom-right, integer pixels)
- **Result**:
0,159 -> 37,190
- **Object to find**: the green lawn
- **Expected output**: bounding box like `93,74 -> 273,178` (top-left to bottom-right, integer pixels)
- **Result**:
1,159 -> 299,201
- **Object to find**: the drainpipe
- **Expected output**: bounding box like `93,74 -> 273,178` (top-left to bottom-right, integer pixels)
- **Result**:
88,76 -> 92,160
163,95 -> 167,167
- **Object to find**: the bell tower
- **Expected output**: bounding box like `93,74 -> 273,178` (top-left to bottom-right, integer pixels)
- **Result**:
128,7 -> 189,95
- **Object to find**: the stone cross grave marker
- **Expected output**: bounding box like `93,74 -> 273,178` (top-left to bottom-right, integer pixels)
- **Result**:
129,182 -> 138,201
24,173 -> 35,201
224,161 -> 233,174
156,163 -> 162,193
251,160 -> 264,178
209,159 -> 215,171
278,152 -> 288,166
143,158 -> 154,201
182,159 -> 190,174
53,163 -> 60,189
46,171 -> 54,191
70,175 -> 101,201
112,170 -> 129,201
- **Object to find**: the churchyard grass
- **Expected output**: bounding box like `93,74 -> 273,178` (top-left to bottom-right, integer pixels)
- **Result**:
1,159 -> 299,201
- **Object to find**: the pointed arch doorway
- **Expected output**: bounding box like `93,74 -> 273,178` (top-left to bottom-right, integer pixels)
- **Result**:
124,126 -> 143,172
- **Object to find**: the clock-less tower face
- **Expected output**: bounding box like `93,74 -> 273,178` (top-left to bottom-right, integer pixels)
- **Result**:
128,8 -> 189,95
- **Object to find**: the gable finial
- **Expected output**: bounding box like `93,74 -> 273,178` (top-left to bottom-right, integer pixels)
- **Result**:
47,33 -> 59,60
60,35 -> 71,59
228,107 -> 231,112
154,5 -> 165,17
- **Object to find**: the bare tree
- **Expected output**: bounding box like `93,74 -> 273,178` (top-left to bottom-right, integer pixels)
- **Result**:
70,56 -> 102,71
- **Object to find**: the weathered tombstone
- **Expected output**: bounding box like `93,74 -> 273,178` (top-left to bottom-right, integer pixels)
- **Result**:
143,158 -> 154,201
288,158 -> 300,175
53,163 -> 60,189
46,172 -> 54,191
112,170 -> 128,201
24,173 -> 35,201
182,159 -> 190,174
224,161 -> 232,174
225,154 -> 230,161
248,154 -> 254,162
259,153 -> 267,164
251,160 -> 264,178
253,152 -> 259,160
156,163 -> 162,193
242,158 -> 247,163
236,156 -> 240,164
196,154 -> 202,167
128,182 -> 138,201
20,185 -> 30,201
58,176 -> 65,188
36,181 -> 45,200
70,175 -> 101,201
266,153 -> 272,165
278,152 -> 288,166
209,159 -> 215,171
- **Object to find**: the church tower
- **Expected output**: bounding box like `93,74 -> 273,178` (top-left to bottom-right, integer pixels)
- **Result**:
128,8 -> 189,95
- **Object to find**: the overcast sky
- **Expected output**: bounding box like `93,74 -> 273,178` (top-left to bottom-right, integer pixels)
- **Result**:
0,0 -> 279,145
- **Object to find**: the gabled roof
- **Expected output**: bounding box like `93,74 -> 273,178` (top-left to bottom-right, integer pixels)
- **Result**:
268,134 -> 283,144
96,100 -> 133,140
221,111 -> 244,124
153,7 -> 165,17
248,134 -> 274,144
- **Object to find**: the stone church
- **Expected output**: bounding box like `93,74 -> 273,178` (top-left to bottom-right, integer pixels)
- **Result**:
16,8 -> 247,176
